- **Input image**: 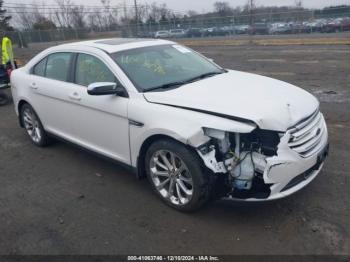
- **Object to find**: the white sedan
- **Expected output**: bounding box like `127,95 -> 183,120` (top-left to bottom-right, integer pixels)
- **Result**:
11,38 -> 329,211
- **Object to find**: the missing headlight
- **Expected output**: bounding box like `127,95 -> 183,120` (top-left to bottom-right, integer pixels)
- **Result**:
238,129 -> 281,156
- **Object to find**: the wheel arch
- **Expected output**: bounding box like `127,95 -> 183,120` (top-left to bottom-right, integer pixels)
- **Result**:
17,100 -> 44,129
136,133 -> 200,179
18,99 -> 30,127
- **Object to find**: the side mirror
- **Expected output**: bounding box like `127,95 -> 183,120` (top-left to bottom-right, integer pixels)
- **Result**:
87,82 -> 123,96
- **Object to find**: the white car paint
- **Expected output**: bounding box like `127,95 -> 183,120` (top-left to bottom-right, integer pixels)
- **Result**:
143,70 -> 319,131
10,38 -> 328,202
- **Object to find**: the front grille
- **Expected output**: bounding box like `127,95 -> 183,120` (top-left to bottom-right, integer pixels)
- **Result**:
288,110 -> 326,157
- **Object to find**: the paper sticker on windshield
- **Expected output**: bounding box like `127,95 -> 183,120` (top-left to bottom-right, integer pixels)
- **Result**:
172,45 -> 191,53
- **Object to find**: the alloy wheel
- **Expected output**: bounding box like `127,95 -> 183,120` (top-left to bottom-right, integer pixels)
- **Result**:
22,107 -> 42,143
149,150 -> 193,206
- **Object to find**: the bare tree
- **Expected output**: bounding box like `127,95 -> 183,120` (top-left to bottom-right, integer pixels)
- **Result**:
187,10 -> 198,17
0,0 -> 12,30
214,1 -> 233,16
148,2 -> 171,23
11,2 -> 52,30
100,0 -> 118,30
87,11 -> 99,31
54,0 -> 73,28
71,5 -> 86,29
12,5 -> 35,29
137,3 -> 150,23
295,0 -> 303,8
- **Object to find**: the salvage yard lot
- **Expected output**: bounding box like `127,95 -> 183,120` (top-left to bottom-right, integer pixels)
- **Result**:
0,34 -> 350,255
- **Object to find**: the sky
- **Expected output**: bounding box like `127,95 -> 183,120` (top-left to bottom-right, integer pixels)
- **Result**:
5,0 -> 350,13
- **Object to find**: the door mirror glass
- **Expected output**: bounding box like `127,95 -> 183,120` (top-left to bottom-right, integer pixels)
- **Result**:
87,82 -> 121,96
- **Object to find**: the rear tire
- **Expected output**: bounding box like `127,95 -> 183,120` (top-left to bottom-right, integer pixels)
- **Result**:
145,139 -> 211,212
20,103 -> 50,147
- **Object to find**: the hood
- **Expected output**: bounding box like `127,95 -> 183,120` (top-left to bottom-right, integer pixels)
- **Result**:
144,70 -> 319,131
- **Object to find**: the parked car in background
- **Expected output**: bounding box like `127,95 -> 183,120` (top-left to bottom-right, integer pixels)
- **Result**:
202,27 -> 229,37
219,26 -> 234,36
137,31 -> 152,38
248,23 -> 269,35
269,23 -> 293,34
341,18 -> 350,31
304,19 -> 327,33
186,28 -> 203,38
322,17 -> 350,33
234,25 -> 250,34
169,29 -> 186,38
202,27 -> 217,37
155,30 -> 170,38
290,22 -> 312,34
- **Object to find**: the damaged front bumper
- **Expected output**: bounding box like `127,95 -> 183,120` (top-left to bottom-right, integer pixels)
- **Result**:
199,112 -> 329,201
245,144 -> 329,201
257,129 -> 329,201
259,112 -> 329,201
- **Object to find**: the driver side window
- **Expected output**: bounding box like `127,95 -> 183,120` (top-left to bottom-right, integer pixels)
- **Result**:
75,53 -> 116,87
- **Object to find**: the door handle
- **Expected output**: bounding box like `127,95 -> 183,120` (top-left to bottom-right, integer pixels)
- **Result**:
30,82 -> 38,90
69,92 -> 81,101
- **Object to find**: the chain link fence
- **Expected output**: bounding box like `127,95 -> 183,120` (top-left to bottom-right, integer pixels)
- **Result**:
2,7 -> 350,47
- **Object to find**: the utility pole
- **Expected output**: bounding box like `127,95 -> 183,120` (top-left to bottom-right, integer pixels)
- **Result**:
123,0 -> 127,20
134,0 -> 139,36
248,0 -> 255,44
249,0 -> 255,26
123,0 -> 130,37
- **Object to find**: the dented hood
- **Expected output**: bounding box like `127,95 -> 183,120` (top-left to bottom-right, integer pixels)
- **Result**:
143,70 -> 319,131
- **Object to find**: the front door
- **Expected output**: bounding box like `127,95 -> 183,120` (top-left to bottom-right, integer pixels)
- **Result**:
66,53 -> 130,164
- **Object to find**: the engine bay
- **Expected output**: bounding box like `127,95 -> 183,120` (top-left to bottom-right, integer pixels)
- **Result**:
197,128 -> 282,199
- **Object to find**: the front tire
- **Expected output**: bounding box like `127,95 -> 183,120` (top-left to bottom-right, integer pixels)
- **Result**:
20,103 -> 50,147
145,139 -> 211,212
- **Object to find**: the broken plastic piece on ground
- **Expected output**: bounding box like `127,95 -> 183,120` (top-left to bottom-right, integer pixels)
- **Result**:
322,90 -> 337,95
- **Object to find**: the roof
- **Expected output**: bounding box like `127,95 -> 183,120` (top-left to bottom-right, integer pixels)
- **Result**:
61,38 -> 174,53
95,38 -> 153,45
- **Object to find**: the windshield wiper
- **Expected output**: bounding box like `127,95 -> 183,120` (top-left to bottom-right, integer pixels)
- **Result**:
143,81 -> 187,93
143,70 -> 227,93
185,70 -> 227,84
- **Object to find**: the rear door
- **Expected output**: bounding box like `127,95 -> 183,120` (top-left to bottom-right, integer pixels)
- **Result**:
28,52 -> 78,139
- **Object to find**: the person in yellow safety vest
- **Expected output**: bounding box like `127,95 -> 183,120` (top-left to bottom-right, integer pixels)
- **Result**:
0,37 -> 15,105
2,36 -> 16,69
0,36 -> 17,91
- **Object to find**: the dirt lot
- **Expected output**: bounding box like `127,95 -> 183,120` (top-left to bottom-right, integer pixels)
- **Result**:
0,34 -> 350,255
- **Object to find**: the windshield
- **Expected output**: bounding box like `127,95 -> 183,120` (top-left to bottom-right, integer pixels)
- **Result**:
111,44 -> 224,92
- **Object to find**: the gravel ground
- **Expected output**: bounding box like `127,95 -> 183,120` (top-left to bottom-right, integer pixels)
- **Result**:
0,35 -> 349,255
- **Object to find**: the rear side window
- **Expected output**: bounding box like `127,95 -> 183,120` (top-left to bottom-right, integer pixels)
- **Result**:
45,53 -> 72,82
33,58 -> 47,77
75,53 -> 115,87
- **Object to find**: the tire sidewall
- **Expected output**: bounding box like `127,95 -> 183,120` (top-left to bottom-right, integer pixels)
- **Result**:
145,139 -> 209,212
20,103 -> 48,147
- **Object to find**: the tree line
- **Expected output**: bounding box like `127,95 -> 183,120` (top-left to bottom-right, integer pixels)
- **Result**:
1,0 -> 349,32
